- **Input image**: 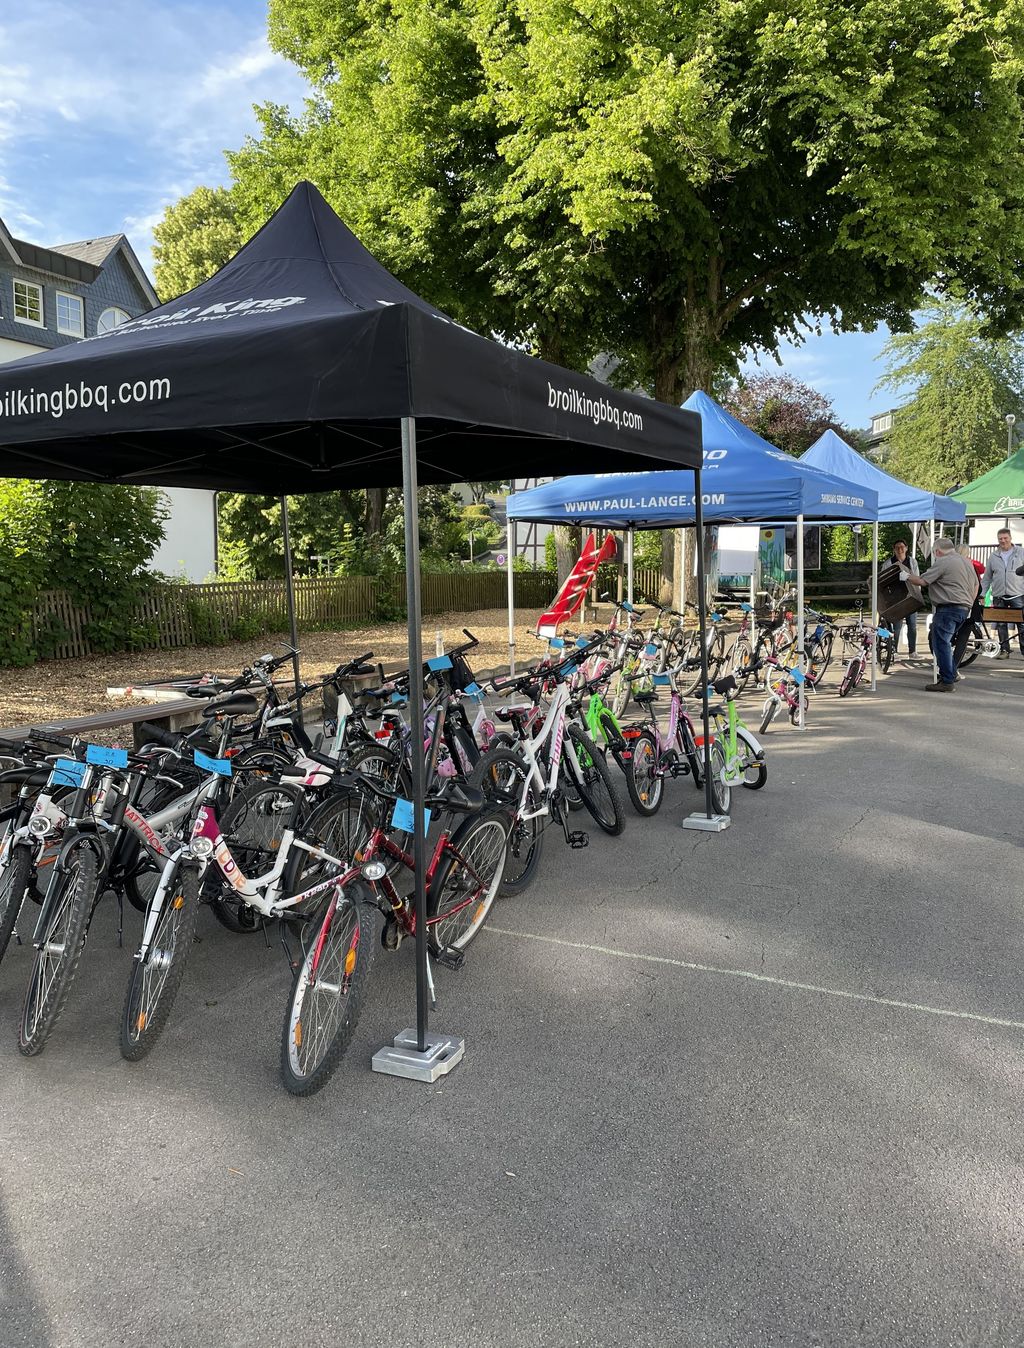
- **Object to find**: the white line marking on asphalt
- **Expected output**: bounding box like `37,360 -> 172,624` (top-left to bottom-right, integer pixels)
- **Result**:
485,926 -> 1024,1031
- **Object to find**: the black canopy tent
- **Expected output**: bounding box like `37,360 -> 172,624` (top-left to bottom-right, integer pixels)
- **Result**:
0,182 -> 703,1073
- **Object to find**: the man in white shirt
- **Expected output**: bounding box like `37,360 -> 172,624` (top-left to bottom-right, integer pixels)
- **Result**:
980,528 -> 1024,657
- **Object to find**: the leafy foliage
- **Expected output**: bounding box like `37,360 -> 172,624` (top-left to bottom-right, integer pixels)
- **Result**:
723,374 -> 847,457
876,301 -> 1024,494
0,484 -> 167,665
147,0 -> 1024,402
152,186 -> 245,300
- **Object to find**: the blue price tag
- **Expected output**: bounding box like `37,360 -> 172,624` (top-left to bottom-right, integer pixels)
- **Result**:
644,643 -> 658,657
85,743 -> 128,768
789,668 -> 806,685
391,798 -> 432,835
741,603 -> 753,613
52,758 -> 85,788
194,748 -> 232,777
653,673 -> 671,686
390,692 -> 407,705
711,613 -> 722,623
575,636 -> 588,648
877,627 -> 892,639
463,681 -> 483,699
548,637 -> 565,650
427,654 -> 453,671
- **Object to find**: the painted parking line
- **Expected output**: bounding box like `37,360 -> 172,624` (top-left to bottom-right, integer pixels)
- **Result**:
485,925 -> 1024,1032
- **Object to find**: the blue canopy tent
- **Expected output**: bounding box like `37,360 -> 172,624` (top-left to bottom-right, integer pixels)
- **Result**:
508,393 -> 880,717
800,429 -> 966,522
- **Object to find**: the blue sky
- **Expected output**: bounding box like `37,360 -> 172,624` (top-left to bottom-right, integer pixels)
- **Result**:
0,0 -> 892,429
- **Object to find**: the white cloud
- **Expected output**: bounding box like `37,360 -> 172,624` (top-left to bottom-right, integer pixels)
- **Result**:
0,1 -> 309,270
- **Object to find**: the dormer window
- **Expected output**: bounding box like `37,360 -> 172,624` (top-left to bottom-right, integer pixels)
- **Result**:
13,279 -> 43,327
97,306 -> 129,335
56,291 -> 84,337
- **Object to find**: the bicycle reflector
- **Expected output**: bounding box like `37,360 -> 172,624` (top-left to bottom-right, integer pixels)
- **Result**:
361,860 -> 387,881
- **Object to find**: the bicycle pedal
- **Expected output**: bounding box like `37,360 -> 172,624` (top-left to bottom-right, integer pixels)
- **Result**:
433,946 -> 465,971
567,831 -> 589,849
669,762 -> 690,777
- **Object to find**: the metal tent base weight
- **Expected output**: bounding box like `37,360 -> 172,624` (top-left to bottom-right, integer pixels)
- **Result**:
372,1029 -> 466,1083
682,812 -> 732,832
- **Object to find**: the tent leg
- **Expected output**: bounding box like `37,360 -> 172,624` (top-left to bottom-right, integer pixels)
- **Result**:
870,523 -> 879,691
929,519 -> 939,683
683,468 -> 729,833
280,496 -> 301,692
507,520 -> 516,676
627,528 -> 634,606
797,514 -> 806,730
372,417 -> 464,1083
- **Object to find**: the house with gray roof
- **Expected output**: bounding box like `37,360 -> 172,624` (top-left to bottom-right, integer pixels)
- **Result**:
0,217 -> 216,579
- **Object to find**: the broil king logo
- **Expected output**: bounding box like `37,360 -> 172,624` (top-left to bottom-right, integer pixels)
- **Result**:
994,496 -> 1024,512
96,295 -> 307,339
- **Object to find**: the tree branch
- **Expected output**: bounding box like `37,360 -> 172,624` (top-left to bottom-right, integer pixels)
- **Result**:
717,263 -> 794,328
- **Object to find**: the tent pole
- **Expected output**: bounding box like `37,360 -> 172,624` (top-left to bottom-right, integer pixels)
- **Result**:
280,496 -> 301,691
930,519 -> 938,682
627,528 -> 634,606
797,514 -> 806,730
683,468 -> 728,831
507,519 -> 516,676
372,417 -> 464,1083
870,522 -> 879,691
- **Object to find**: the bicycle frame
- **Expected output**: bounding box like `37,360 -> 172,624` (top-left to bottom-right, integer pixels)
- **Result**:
504,679 -> 583,822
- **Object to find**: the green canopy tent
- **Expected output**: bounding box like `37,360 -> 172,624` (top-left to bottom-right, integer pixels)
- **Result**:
951,449 -> 1024,520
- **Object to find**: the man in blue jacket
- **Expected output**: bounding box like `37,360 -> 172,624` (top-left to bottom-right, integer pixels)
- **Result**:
980,529 -> 1024,657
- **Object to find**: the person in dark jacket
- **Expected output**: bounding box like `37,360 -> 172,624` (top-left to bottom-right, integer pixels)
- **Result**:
887,539 -> 919,661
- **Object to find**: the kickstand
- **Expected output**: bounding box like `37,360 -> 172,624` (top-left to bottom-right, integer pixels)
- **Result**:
279,920 -> 299,972
117,889 -> 123,949
425,953 -> 437,1009
261,917 -> 272,949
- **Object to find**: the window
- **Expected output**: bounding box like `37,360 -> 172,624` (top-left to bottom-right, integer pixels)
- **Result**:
13,279 -> 43,327
56,291 -> 84,337
97,306 -> 129,335
872,413 -> 893,435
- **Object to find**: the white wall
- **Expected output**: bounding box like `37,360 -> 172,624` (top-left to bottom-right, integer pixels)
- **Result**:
152,488 -> 217,581
970,518 -> 1024,547
0,336 -> 46,362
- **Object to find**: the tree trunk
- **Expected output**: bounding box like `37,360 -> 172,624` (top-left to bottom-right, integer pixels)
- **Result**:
364,487 -> 386,536
659,531 -> 674,604
554,526 -> 580,587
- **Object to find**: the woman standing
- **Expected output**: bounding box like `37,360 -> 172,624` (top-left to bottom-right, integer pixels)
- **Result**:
887,538 -> 919,661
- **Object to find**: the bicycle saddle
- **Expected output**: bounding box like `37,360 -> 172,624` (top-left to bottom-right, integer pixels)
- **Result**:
202,692 -> 260,718
0,764 -> 49,787
632,689 -> 659,706
712,675 -> 738,696
430,781 -> 486,815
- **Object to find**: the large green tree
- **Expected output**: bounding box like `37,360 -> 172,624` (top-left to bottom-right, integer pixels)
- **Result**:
876,301 -> 1024,493
156,0 -> 1024,403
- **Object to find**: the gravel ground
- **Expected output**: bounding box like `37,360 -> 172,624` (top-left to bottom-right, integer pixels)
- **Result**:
0,609 -> 563,729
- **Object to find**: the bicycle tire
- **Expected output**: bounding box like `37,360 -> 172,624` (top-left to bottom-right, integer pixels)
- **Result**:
469,746 -> 544,896
838,658 -> 859,698
19,841 -> 99,1056
563,725 -> 625,835
427,809 -> 508,951
731,636 -> 753,678
759,697 -> 779,734
876,635 -> 894,674
210,780 -> 304,933
280,884 -> 376,1096
735,727 -> 767,789
0,844 -> 33,969
120,864 -> 201,1060
957,623 -> 982,668
624,730 -> 664,816
694,740 -> 731,815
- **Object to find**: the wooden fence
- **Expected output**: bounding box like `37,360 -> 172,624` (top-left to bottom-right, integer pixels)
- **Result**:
31,570 -> 557,661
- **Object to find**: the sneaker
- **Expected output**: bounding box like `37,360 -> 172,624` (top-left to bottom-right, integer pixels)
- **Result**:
925,680 -> 955,691
997,650 -> 1010,659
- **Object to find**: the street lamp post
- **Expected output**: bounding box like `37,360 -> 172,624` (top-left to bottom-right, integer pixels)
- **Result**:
1007,412 -> 1016,459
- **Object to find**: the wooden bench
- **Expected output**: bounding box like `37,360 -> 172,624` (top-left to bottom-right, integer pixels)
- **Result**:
0,697 -> 206,750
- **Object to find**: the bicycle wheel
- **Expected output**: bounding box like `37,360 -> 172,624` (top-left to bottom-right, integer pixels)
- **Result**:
211,780 -> 304,933
735,727 -> 767,789
120,864 -> 200,1061
838,658 -> 859,698
470,746 -> 544,896
731,636 -> 753,678
759,697 -> 779,734
563,725 -> 625,835
280,884 -> 376,1096
427,809 -> 508,951
693,740 -> 731,815
610,662 -> 635,718
0,843 -> 33,969
957,625 -> 981,668
19,841 -> 99,1056
624,730 -> 664,816
876,635 -> 894,674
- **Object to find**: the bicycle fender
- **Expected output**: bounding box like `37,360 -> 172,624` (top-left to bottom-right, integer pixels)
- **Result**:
57,829 -> 106,867
736,727 -> 764,759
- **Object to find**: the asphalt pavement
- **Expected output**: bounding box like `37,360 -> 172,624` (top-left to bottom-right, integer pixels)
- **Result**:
1,654 -> 1023,1347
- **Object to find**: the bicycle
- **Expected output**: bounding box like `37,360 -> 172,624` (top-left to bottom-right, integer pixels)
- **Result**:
755,656 -> 811,732
837,614 -> 893,697
702,675 -> 767,792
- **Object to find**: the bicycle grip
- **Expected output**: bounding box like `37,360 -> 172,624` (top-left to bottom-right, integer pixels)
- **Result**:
137,722 -> 180,749
27,729 -> 74,749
